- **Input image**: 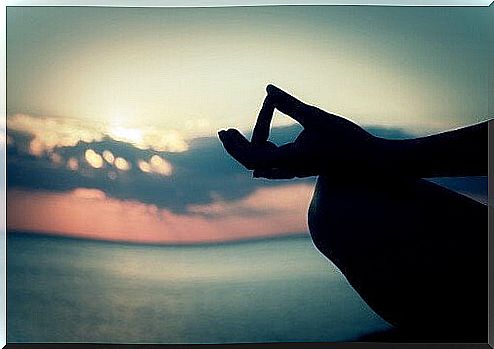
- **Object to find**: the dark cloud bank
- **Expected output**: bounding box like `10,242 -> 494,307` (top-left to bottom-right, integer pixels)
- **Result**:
7,125 -> 487,211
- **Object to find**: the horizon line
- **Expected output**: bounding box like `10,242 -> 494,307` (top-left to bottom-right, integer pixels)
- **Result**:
6,230 -> 311,248
6,1 -> 493,7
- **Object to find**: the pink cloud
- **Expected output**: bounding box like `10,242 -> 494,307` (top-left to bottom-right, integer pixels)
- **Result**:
7,184 -> 314,244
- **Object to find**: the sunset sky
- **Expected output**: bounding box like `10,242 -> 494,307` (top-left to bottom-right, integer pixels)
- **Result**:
5,5 -> 491,244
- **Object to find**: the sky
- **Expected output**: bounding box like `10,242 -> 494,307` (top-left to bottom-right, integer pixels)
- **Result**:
5,5 -> 491,244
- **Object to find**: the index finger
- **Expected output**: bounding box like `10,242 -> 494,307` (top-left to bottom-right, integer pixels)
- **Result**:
251,94 -> 275,146
251,84 -> 329,147
267,84 -> 328,129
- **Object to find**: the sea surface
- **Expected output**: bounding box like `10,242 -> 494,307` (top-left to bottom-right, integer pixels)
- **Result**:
7,232 -> 390,343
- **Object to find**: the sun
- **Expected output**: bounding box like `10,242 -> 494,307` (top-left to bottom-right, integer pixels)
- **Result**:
108,126 -> 144,145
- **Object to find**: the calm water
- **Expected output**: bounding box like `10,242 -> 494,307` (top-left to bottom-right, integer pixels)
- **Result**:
7,232 -> 389,343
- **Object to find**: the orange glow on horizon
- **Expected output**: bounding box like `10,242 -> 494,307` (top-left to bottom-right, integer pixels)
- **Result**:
7,184 -> 313,244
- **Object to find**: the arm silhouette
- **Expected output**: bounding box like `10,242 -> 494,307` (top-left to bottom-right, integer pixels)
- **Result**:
383,122 -> 487,177
218,84 -> 488,179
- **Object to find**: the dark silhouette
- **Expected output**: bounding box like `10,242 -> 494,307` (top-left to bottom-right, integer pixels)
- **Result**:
218,84 -> 488,342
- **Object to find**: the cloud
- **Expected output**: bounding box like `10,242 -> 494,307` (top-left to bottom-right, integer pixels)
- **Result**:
108,126 -> 188,153
187,184 -> 314,218
7,184 -> 313,244
7,122 -> 487,215
7,113 -> 189,155
6,122 -> 487,244
6,125 -> 315,212
8,114 -> 104,155
72,187 -> 107,200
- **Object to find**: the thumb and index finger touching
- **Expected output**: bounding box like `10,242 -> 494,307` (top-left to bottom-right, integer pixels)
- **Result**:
251,84 -> 325,145
219,84 -> 325,175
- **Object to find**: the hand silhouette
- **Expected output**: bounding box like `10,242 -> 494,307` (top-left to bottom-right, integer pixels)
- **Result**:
218,84 -> 384,179
219,84 -> 487,179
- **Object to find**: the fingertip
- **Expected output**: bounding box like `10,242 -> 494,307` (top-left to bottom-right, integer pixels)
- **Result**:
218,130 -> 227,141
266,84 -> 277,94
227,128 -> 242,137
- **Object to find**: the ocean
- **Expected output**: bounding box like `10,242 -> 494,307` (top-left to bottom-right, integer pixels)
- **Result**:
7,232 -> 390,343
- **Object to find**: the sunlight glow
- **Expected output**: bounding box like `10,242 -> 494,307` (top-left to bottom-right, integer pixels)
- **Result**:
137,156 -> 173,176
7,114 -> 190,155
72,188 -> 107,200
138,160 -> 151,173
150,155 -> 173,176
102,150 -> 115,164
9,114 -> 104,155
29,139 -> 45,156
67,157 -> 79,171
114,157 -> 130,171
85,149 -> 104,169
109,127 -> 143,145
126,128 -> 189,153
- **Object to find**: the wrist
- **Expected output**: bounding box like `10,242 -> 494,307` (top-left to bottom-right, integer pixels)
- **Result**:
370,137 -> 416,178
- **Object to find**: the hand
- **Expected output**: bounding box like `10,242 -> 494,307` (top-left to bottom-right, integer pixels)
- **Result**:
218,84 -> 382,179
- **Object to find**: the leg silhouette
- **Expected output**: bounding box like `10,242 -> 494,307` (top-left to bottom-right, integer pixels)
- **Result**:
309,175 -> 487,342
